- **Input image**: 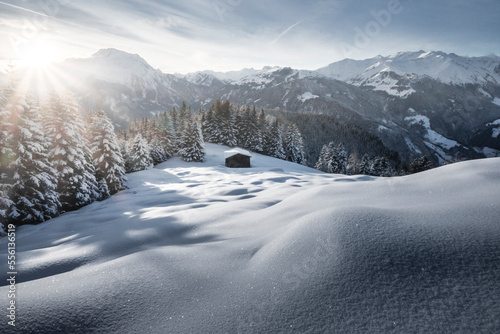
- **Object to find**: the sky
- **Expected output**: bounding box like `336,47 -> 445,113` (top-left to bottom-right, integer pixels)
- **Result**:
0,0 -> 499,74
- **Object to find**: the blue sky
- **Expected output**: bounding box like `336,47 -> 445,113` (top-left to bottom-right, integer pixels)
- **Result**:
0,0 -> 499,73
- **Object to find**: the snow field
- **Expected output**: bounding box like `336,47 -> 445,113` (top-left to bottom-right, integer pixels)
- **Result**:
1,144 -> 499,333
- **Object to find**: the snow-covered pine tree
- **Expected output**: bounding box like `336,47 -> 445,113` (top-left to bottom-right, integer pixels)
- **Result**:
119,138 -> 133,173
263,118 -> 286,159
315,143 -> 331,172
233,106 -> 245,146
370,156 -> 393,176
44,92 -> 99,212
210,99 -> 237,147
0,68 -> 16,223
89,109 -> 127,196
359,154 -> 372,175
220,101 -> 238,147
7,96 -> 60,224
201,107 -> 215,142
331,143 -> 348,174
241,106 -> 262,152
409,156 -> 433,174
170,106 -> 183,152
128,133 -> 152,172
178,121 -> 205,162
148,112 -> 174,161
257,109 -> 267,153
283,123 -> 306,165
149,138 -> 169,165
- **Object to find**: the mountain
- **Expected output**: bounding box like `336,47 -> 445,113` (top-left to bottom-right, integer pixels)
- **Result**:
316,51 -> 500,97
2,144 -> 499,333
14,48 -> 500,164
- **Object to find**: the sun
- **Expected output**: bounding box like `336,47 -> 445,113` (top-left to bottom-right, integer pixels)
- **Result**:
18,40 -> 59,68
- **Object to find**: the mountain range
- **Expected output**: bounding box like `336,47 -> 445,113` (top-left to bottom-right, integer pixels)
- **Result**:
10,48 -> 500,165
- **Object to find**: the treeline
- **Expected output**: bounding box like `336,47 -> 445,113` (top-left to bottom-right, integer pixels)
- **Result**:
118,99 -> 308,167
267,110 -> 433,175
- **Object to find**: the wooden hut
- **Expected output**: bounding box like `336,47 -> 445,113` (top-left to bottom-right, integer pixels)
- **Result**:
224,148 -> 252,168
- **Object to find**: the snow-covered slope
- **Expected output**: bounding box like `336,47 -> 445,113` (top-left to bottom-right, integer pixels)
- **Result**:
1,144 -> 499,333
316,51 -> 500,96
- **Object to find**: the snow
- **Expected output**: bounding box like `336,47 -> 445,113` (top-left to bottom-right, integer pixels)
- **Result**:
487,119 -> 500,138
405,114 -> 459,156
297,91 -> 319,102
475,146 -> 500,158
492,97 -> 500,107
224,148 -> 252,159
2,144 -> 500,333
405,114 -> 431,128
427,129 -> 459,149
316,51 -> 500,95
377,125 -> 389,132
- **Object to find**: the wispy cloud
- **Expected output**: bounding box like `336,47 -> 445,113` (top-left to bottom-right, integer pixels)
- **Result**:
269,21 -> 302,45
0,0 -> 499,73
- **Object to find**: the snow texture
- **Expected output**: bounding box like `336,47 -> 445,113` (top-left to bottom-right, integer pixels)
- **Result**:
1,144 -> 499,333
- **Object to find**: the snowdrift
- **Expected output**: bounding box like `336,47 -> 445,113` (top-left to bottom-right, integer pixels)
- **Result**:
1,144 -> 499,333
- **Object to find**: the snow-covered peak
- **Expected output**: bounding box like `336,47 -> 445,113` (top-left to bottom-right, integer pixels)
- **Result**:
182,72 -> 220,86
60,48 -> 170,89
91,48 -> 153,70
316,51 -> 500,88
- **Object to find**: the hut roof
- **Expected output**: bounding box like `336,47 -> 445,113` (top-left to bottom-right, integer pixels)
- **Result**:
224,148 -> 252,159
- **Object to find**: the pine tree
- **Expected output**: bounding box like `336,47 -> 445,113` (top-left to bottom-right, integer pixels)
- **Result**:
8,97 -> 60,224
201,107 -> 215,142
128,133 -> 152,172
257,109 -> 267,153
210,99 -> 237,146
317,142 -> 348,174
44,92 -> 99,212
370,156 -> 393,176
178,121 -> 205,162
263,118 -> 286,159
331,143 -> 348,174
315,144 -> 330,172
0,68 -> 16,223
149,138 -> 169,165
409,156 -> 434,174
283,123 -> 306,165
89,109 -> 127,196
241,106 -> 263,151
1,76 -> 60,225
150,111 -> 174,160
359,154 -> 372,175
